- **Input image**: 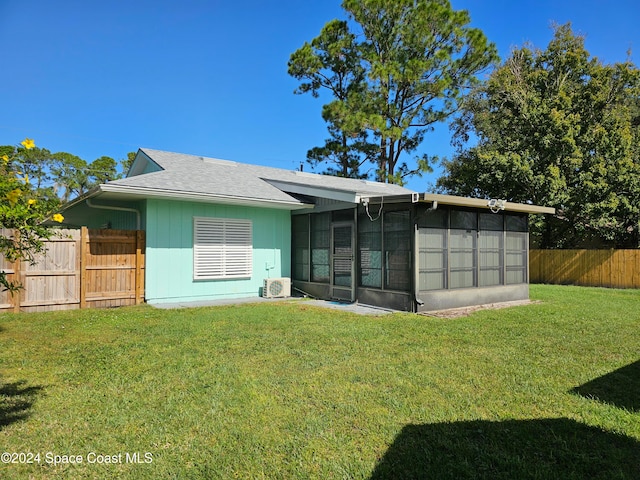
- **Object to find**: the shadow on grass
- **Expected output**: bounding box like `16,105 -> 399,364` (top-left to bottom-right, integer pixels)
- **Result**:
370,418 -> 640,479
0,380 -> 43,431
572,360 -> 640,412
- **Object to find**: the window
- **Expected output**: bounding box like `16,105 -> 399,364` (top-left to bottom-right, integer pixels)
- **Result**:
479,213 -> 504,286
479,212 -> 503,231
193,217 -> 252,280
292,215 -> 309,281
417,207 -> 529,292
506,214 -> 528,232
384,211 -> 411,291
451,210 -> 477,230
419,227 -> 447,290
358,209 -> 411,292
449,209 -> 478,289
506,213 -> 528,284
419,207 -> 448,229
418,208 -> 448,291
479,230 -> 504,286
506,231 -> 527,284
359,214 -> 382,288
311,213 -> 330,283
450,229 -> 477,288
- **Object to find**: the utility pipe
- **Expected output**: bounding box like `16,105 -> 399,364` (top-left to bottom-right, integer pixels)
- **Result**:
86,198 -> 141,230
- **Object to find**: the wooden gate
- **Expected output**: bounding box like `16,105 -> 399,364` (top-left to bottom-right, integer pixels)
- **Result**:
1,227 -> 145,313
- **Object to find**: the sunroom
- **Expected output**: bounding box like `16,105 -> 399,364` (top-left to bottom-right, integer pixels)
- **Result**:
291,193 -> 554,313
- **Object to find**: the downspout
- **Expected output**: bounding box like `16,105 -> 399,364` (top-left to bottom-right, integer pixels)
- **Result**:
414,221 -> 423,312
86,199 -> 141,230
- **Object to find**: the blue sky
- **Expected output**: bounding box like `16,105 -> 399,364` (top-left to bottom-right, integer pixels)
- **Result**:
1,0 -> 638,192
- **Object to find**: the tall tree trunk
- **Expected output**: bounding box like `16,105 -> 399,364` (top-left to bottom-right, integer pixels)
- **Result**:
341,133 -> 349,177
387,140 -> 395,182
378,137 -> 387,182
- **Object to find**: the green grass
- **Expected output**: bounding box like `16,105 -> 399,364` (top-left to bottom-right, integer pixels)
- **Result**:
1,284 -> 639,479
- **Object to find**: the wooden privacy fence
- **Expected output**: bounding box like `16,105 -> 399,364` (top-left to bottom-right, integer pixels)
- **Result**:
530,249 -> 640,289
1,227 -> 145,313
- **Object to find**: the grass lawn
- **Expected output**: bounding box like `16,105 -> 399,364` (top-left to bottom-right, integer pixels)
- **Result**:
1,284 -> 639,479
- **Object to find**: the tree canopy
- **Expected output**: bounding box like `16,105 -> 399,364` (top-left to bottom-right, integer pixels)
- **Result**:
438,24 -> 640,248
4,146 -> 127,202
289,0 -> 497,184
0,141 -> 134,292
1,140 -> 64,293
120,151 -> 137,175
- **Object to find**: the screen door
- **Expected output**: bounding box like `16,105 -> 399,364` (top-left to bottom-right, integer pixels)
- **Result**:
331,222 -> 354,301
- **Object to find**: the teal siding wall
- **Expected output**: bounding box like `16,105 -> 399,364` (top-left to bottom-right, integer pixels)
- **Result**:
145,199 -> 291,304
60,200 -> 144,230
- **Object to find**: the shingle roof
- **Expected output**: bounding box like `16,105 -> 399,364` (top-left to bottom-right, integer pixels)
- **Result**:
106,148 -> 414,206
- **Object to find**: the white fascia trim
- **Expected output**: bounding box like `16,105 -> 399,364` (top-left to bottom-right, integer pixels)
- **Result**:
99,184 -> 314,210
421,193 -> 556,214
262,179 -> 360,204
59,187 -> 102,211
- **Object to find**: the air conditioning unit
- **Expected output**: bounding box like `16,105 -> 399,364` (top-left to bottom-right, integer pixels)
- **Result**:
263,278 -> 291,298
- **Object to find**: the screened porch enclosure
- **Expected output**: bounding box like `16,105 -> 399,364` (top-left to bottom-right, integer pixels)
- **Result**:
292,205 -> 414,310
291,201 -> 532,313
416,206 -> 530,311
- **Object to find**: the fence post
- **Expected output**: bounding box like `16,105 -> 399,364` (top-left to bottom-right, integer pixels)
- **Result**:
12,257 -> 21,313
11,229 -> 21,313
80,226 -> 88,309
135,230 -> 144,305
74,229 -> 81,307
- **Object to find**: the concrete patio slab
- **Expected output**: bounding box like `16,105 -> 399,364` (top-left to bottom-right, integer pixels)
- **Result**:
151,296 -> 396,315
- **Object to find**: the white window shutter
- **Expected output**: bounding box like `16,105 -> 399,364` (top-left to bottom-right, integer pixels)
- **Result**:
194,217 -> 252,279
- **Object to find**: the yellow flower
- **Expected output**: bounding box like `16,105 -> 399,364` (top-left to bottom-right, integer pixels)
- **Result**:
28,198 -> 36,206
52,213 -> 64,223
6,188 -> 22,206
21,138 -> 35,150
1,154 -> 8,163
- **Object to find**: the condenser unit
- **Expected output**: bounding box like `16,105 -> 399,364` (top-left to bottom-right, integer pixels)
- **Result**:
263,278 -> 291,298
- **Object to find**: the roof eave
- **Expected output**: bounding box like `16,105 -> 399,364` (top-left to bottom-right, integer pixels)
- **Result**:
262,179 -> 363,204
263,178 -> 412,204
58,187 -> 103,211
99,184 -> 313,210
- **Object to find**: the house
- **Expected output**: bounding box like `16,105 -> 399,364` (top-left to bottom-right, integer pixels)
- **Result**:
58,148 -> 555,312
